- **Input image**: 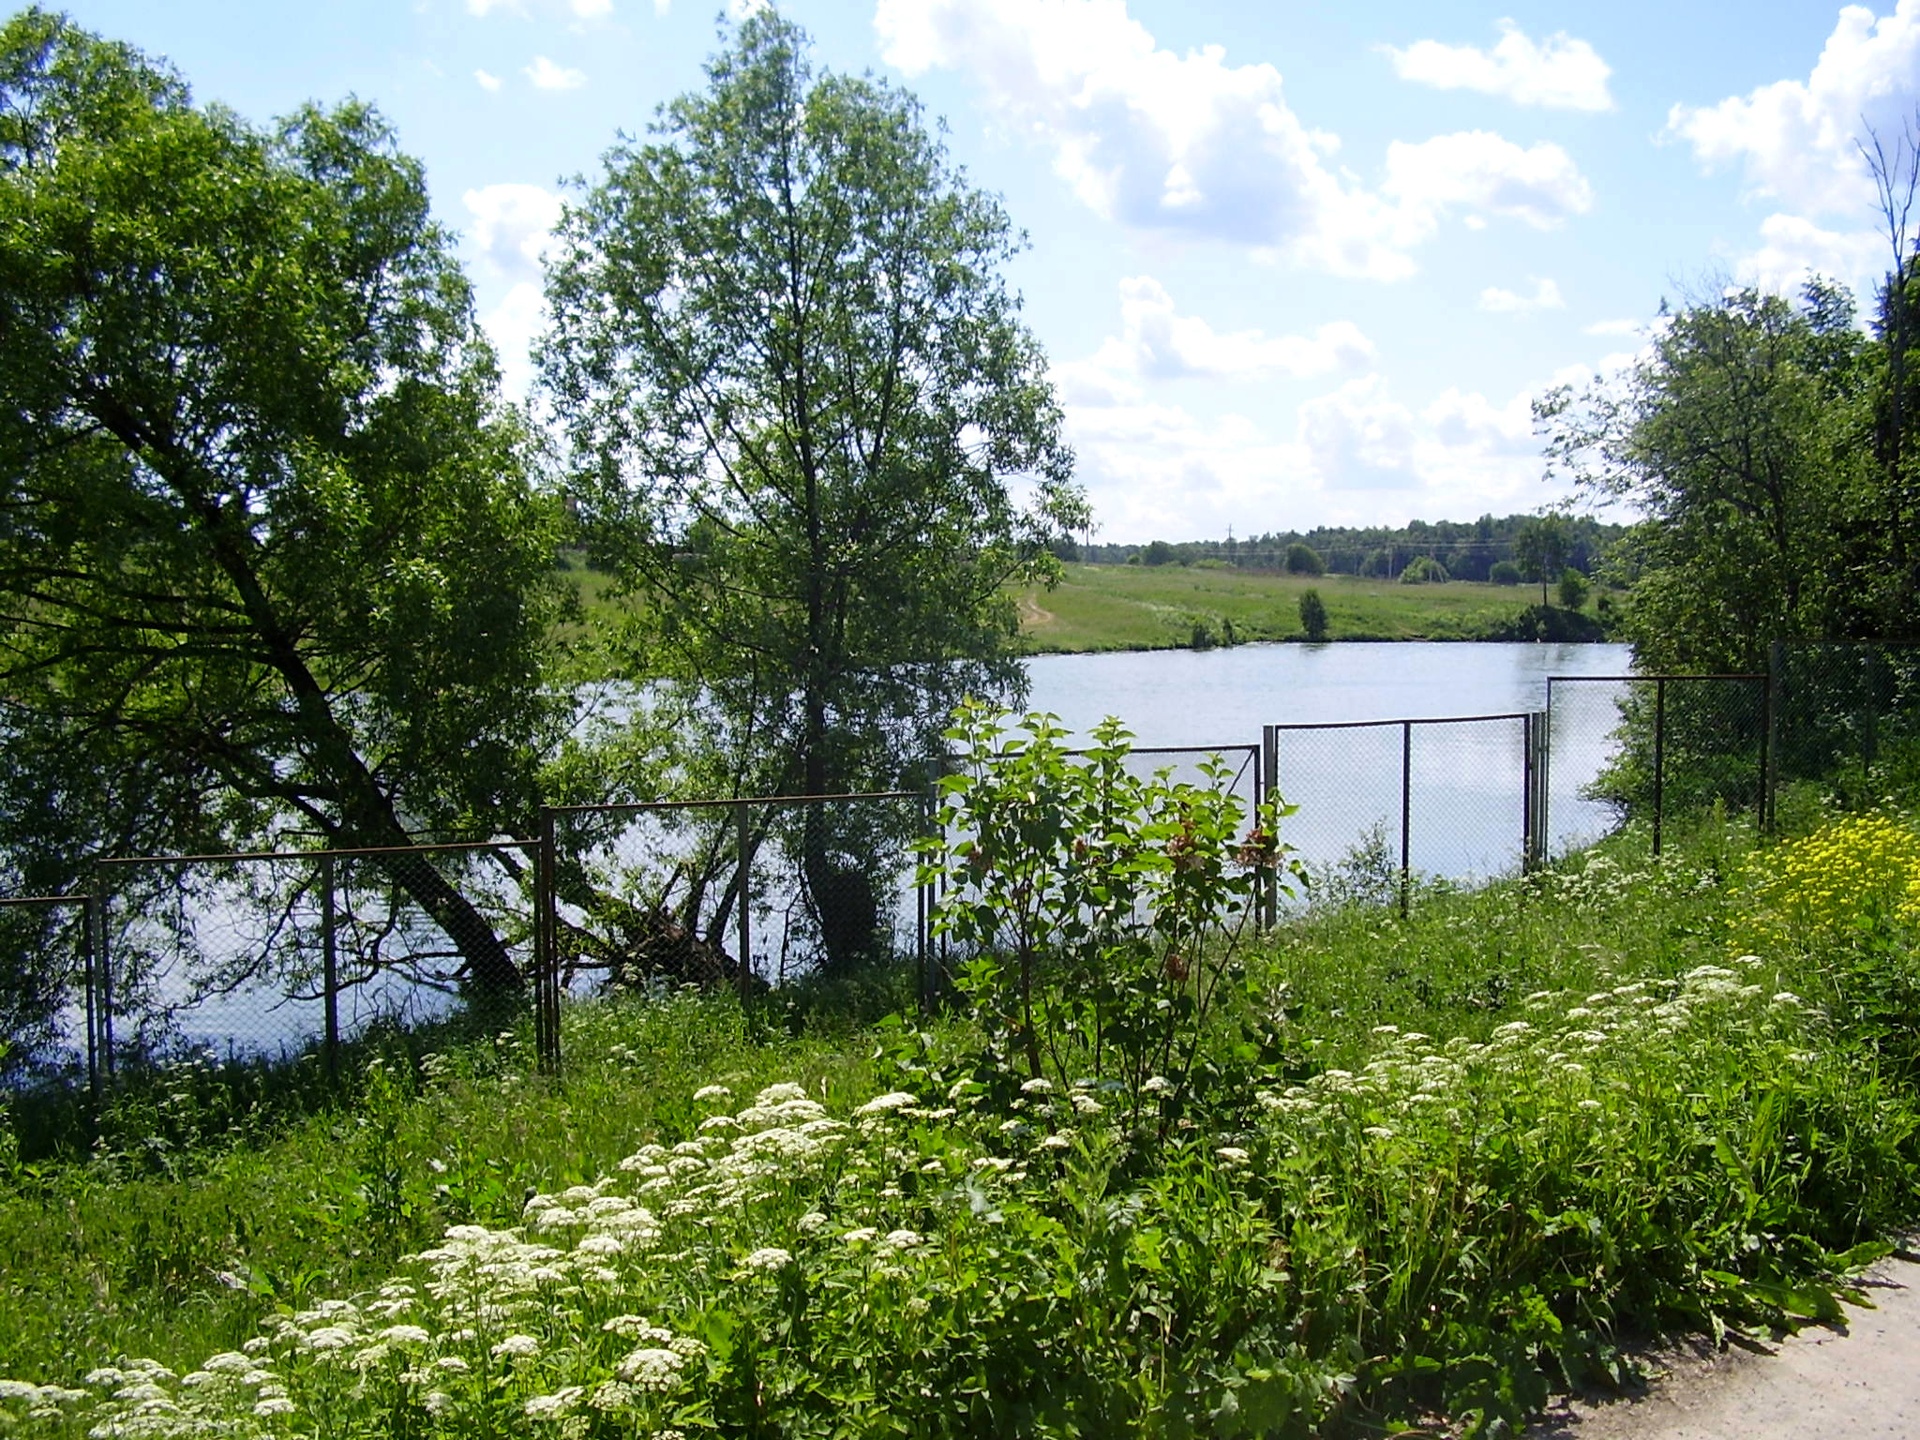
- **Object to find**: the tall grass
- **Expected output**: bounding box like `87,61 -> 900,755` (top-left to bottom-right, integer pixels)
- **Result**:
2,806 -> 1917,1437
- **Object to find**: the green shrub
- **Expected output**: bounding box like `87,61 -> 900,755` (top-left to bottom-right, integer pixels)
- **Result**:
1284,542 -> 1324,576
1489,559 -> 1522,585
1557,567 -> 1589,609
1399,555 -> 1449,584
1299,588 -> 1329,642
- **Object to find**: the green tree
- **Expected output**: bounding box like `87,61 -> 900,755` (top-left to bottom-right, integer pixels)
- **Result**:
542,12 -> 1084,971
1283,542 -> 1324,576
1513,514 -> 1573,607
1298,589 -> 1329,642
0,10 -> 563,1021
1536,284 -> 1867,668
1556,567 -> 1590,610
1141,540 -> 1176,566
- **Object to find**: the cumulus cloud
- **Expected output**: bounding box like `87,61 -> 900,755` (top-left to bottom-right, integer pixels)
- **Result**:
1386,19 -> 1613,111
873,0 -> 1594,280
465,183 -> 566,282
1667,0 -> 1920,216
1738,211 -> 1889,293
464,185 -> 568,401
1066,276 -> 1374,385
1056,351 -> 1571,536
1479,277 -> 1565,314
475,68 -> 503,91
1583,317 -> 1644,336
1382,132 -> 1592,232
525,55 -> 587,90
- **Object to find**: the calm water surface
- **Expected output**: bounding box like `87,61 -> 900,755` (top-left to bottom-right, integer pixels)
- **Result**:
1021,641 -> 1636,883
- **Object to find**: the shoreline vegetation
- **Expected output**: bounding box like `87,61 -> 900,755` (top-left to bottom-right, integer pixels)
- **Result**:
1013,563 -> 1614,654
560,555 -> 1618,663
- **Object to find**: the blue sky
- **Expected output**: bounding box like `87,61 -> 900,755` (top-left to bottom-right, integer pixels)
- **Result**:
50,0 -> 1920,541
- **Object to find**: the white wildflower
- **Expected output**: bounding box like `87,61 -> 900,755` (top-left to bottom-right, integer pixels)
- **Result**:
743,1247 -> 793,1272
524,1387 -> 585,1419
854,1091 -> 918,1117
491,1334 -> 540,1360
1070,1094 -> 1103,1115
616,1347 -> 686,1392
1215,1146 -> 1250,1166
1019,1077 -> 1054,1095
693,1084 -> 732,1102
1141,1075 -> 1174,1094
882,1229 -> 924,1250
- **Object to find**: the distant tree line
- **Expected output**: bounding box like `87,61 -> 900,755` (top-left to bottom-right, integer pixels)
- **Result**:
1074,512 -> 1623,583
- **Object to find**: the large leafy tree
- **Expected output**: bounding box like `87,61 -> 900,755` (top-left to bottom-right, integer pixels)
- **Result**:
0,9 -> 564,1016
1537,283 -> 1870,671
543,12 -> 1085,968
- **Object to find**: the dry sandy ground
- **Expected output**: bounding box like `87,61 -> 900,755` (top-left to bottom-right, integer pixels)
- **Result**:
1526,1249 -> 1920,1439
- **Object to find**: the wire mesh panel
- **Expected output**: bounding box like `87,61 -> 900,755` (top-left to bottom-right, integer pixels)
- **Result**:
550,793 -> 931,994
93,843 -> 535,1070
1544,677 -> 1632,856
0,895 -> 92,1086
1406,716 -> 1531,882
1267,714 -> 1540,909
1267,722 -> 1406,907
1549,674 -> 1766,854
1774,643 -> 1920,792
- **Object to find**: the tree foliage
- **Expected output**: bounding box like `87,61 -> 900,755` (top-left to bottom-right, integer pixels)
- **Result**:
543,12 -> 1085,969
0,10 -> 563,1016
1537,283 -> 1870,669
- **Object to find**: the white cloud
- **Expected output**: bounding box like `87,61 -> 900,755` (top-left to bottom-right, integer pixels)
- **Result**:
468,0 -> 616,17
1056,349 -> 1574,536
464,183 -> 566,282
1583,317 -> 1643,336
474,68 -> 503,92
525,55 -> 587,90
1737,211 -> 1889,294
479,283 -> 547,403
1067,276 -> 1375,385
873,0 -> 1594,280
1383,132 -> 1592,232
1478,277 -> 1565,314
1386,20 -> 1613,112
1667,0 -> 1920,216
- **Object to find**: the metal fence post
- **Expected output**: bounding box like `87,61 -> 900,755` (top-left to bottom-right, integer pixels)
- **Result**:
1261,724 -> 1279,927
321,851 -> 338,1082
1862,645 -> 1880,774
735,804 -> 752,1005
1652,677 -> 1666,858
1766,640 -> 1783,831
536,808 -> 559,1075
1399,720 -> 1412,917
92,862 -> 114,1082
82,891 -> 99,1105
1522,711 -> 1535,873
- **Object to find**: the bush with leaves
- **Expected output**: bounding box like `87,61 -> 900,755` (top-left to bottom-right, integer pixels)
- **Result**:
917,705 -> 1301,1132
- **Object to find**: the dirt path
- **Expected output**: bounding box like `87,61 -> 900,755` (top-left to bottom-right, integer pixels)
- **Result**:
1527,1250 -> 1920,1439
1017,592 -> 1055,629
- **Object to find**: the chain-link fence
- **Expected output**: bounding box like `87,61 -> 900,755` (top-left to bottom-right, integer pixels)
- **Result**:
16,643 -> 1918,1111
1262,713 -> 1547,914
1769,642 -> 1920,807
84,841 -> 537,1080
0,894 -> 95,1092
1548,674 -> 1768,854
544,792 -> 935,1013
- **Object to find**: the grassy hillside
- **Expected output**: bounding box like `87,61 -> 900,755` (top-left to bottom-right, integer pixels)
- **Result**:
1017,562 -> 1575,653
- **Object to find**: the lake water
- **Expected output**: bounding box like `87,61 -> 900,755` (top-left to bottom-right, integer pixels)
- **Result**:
1022,640 -> 1636,887
53,641 -> 1635,1071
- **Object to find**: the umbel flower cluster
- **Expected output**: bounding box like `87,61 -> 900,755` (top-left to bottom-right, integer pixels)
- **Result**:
3,950 -> 1898,1440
